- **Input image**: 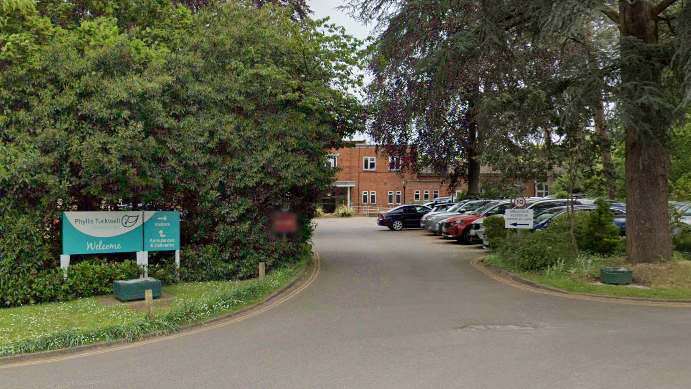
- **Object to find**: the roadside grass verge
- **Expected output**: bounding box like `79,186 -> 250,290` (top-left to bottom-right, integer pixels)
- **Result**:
484,252 -> 691,300
0,258 -> 308,357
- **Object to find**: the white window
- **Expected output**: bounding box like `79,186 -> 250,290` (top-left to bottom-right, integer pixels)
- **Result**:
362,191 -> 368,204
433,190 -> 439,199
370,191 -> 376,204
327,154 -> 338,168
363,157 -> 376,171
388,191 -> 394,205
395,191 -> 402,204
423,190 -> 430,201
535,182 -> 549,197
414,190 -> 420,201
388,156 -> 401,171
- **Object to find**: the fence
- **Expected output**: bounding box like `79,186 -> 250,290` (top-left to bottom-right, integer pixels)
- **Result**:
350,205 -> 398,216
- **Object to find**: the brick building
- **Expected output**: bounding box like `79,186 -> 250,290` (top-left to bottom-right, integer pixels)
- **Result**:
325,141 -> 552,210
326,141 -> 453,209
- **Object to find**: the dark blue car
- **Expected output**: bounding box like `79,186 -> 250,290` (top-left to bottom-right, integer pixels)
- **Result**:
378,205 -> 432,231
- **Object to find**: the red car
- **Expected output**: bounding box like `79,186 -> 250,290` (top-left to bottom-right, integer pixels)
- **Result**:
442,200 -> 514,243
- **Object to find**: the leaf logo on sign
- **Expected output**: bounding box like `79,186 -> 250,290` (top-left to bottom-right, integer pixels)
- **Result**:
121,215 -> 139,228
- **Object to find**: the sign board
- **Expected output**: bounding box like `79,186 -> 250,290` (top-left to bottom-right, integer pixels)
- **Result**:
512,196 -> 527,208
504,208 -> 534,229
63,212 -> 144,255
273,212 -> 298,234
143,211 -> 180,251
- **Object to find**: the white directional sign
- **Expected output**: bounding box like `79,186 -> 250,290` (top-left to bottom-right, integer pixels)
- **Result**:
504,209 -> 534,229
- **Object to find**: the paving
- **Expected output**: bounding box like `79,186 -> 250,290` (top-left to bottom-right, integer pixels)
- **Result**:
2,217 -> 691,388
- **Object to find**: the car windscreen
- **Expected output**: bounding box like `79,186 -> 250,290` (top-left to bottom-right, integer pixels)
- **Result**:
470,201 -> 501,215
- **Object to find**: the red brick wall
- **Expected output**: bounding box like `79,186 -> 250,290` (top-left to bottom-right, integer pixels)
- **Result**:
331,144 -> 457,206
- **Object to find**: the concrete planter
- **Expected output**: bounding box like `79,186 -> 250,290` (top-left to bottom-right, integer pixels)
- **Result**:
600,267 -> 633,285
114,278 -> 162,302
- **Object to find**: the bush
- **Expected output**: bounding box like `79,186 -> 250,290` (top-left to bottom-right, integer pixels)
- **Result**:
314,205 -> 325,218
673,223 -> 691,253
499,229 -> 576,271
484,215 -> 512,249
581,199 -> 621,255
334,205 -> 354,217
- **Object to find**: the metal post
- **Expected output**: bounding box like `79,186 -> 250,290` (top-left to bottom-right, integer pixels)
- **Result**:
60,255 -> 70,279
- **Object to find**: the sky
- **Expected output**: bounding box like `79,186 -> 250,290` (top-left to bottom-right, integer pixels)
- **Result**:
307,0 -> 373,41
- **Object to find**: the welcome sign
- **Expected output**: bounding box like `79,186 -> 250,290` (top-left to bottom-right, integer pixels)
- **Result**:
62,212 -> 145,254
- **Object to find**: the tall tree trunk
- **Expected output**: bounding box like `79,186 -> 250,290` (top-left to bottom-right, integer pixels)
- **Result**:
620,1 -> 673,263
466,87 -> 482,196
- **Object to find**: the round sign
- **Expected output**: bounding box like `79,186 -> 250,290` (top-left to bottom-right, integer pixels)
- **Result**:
513,196 -> 527,208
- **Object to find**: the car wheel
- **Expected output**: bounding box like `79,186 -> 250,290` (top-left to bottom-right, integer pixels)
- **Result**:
457,226 -> 471,244
392,220 -> 404,231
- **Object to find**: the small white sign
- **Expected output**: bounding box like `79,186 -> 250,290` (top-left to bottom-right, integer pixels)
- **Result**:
505,209 -> 534,229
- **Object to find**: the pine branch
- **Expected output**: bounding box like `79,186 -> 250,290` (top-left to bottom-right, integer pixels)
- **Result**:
653,0 -> 678,16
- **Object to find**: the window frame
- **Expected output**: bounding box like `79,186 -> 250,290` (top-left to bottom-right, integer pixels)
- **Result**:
423,190 -> 430,201
363,157 -> 377,171
388,156 -> 401,171
362,191 -> 368,204
370,191 -> 376,205
414,190 -> 420,201
388,191 -> 394,205
395,191 -> 402,204
433,190 -> 439,199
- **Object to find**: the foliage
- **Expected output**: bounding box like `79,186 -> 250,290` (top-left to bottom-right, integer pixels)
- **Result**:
314,205 -> 325,218
498,230 -> 576,271
581,199 -> 622,255
672,223 -> 691,254
480,180 -> 523,199
0,0 -> 364,306
334,205 -> 354,217
483,215 -> 511,249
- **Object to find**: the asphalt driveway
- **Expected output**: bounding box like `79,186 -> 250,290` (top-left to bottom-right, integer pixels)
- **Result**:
2,217 -> 691,388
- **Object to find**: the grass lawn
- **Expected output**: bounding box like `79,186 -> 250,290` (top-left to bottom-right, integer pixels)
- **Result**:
484,253 -> 691,299
0,260 -> 307,356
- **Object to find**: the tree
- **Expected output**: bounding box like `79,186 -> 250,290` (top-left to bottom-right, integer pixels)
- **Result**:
347,1 -> 486,194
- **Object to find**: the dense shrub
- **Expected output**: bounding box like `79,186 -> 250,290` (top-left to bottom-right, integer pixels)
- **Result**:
484,215 -> 512,249
499,229 -> 576,271
0,260 -> 140,307
673,223 -> 691,253
0,2 -> 359,306
581,199 -> 622,254
334,205 -> 354,217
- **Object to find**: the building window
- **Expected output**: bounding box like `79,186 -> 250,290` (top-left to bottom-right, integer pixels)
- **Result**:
388,156 -> 401,171
414,190 -> 420,201
535,182 -> 549,197
395,191 -> 402,204
423,190 -> 430,201
370,191 -> 376,204
362,191 -> 368,204
388,191 -> 394,205
327,154 -> 338,168
433,190 -> 439,199
363,157 -> 376,171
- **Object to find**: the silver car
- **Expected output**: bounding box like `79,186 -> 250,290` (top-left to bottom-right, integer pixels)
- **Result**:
423,200 -> 493,234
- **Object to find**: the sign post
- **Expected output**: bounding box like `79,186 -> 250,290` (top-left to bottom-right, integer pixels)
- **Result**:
504,208 -> 534,229
62,211 -> 181,277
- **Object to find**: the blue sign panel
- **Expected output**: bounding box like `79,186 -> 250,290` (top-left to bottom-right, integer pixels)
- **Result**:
62,212 -> 144,255
143,211 -> 180,251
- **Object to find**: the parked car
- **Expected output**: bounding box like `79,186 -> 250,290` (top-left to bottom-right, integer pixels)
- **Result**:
468,199 -> 588,244
532,205 -> 627,235
442,200 -> 517,243
377,205 -> 432,231
424,199 -> 494,234
671,202 -> 691,225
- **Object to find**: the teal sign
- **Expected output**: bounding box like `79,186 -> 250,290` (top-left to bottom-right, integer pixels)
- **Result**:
62,212 -> 144,255
143,211 -> 180,251
62,211 -> 181,255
